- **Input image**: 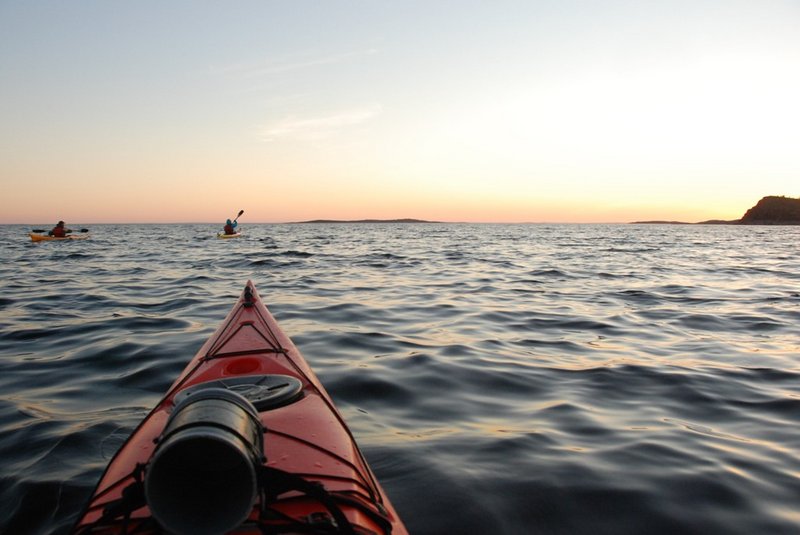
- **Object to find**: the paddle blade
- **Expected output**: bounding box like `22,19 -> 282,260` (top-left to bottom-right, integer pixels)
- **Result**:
80,228 -> 89,233
237,210 -> 244,217
31,229 -> 46,233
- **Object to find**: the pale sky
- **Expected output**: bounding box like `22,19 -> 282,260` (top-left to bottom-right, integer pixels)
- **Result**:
1,0 -> 799,223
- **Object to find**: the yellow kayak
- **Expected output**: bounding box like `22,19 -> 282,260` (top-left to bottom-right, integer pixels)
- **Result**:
217,232 -> 242,239
30,232 -> 90,242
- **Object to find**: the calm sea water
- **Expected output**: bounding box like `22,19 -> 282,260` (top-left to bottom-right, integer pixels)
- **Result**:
0,223 -> 798,534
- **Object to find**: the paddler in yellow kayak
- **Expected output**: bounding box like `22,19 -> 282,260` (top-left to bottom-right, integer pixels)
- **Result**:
223,218 -> 238,235
48,221 -> 72,237
222,209 -> 244,235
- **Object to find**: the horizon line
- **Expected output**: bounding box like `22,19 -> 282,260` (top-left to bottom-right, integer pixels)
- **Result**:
6,220 -> 648,225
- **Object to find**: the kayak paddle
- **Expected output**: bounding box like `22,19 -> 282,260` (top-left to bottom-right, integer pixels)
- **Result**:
32,228 -> 89,233
234,209 -> 244,223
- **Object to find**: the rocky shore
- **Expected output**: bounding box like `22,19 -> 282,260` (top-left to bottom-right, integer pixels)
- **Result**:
633,196 -> 800,225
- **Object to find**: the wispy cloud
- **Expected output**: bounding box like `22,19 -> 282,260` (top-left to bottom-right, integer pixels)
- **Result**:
259,105 -> 383,141
213,49 -> 379,79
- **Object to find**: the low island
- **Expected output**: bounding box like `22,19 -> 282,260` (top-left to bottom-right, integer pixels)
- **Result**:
293,218 -> 438,224
633,196 -> 800,225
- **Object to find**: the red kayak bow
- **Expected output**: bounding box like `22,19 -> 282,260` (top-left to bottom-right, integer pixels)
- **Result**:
73,281 -> 407,535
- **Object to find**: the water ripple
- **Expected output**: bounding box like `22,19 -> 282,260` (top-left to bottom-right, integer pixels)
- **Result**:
1,223 -> 799,534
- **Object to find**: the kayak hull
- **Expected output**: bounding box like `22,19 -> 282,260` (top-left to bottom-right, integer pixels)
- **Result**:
217,232 -> 242,239
72,281 -> 406,535
30,232 -> 89,242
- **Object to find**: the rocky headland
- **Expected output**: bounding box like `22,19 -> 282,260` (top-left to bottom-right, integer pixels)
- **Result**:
633,196 -> 800,225
738,196 -> 800,225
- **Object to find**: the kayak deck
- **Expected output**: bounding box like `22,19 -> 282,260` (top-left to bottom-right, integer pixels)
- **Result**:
30,232 -> 89,242
72,281 -> 405,534
217,231 -> 242,238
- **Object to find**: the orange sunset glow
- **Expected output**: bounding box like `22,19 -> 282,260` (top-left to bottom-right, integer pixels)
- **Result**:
1,3 -> 798,224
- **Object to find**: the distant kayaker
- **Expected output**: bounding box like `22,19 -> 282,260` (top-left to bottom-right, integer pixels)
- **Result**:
223,218 -> 238,235
48,221 -> 71,237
